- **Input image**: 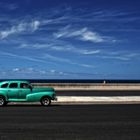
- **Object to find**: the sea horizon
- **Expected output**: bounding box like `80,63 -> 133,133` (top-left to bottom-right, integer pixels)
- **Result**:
0,79 -> 140,83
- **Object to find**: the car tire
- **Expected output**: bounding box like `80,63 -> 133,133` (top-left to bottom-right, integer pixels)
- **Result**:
0,96 -> 6,106
41,97 -> 51,106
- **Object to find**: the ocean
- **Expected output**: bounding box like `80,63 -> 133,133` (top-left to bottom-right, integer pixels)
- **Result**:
0,79 -> 140,83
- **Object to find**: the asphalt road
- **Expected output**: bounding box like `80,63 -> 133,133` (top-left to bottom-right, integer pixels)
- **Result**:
56,90 -> 140,96
0,104 -> 140,140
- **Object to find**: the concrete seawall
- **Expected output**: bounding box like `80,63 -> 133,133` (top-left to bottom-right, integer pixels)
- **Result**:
32,83 -> 140,91
32,83 -> 140,104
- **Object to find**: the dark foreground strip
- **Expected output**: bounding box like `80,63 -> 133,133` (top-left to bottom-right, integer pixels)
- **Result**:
0,104 -> 140,140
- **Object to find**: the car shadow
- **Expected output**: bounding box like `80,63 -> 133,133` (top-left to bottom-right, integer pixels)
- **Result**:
5,104 -> 61,107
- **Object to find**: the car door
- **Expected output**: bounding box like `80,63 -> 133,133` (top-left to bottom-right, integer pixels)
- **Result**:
7,83 -> 19,99
18,83 -> 31,99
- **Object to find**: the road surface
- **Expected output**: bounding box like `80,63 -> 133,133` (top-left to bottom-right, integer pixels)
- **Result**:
0,104 -> 140,140
56,90 -> 140,96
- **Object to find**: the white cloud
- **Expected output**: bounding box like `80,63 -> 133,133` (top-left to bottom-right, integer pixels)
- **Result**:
43,53 -> 72,63
79,64 -> 94,68
0,23 -> 28,39
19,42 -> 100,55
20,43 -> 51,49
101,56 -> 130,61
2,50 -> 86,69
43,53 -> 95,68
79,50 -> 100,55
42,15 -> 69,25
31,20 -> 40,31
50,45 -> 100,55
0,28 -> 15,39
50,69 -> 56,73
0,51 -> 46,63
54,26 -> 114,43
80,30 -> 104,43
99,52 -> 140,61
12,68 -> 35,73
12,68 -> 20,72
1,67 -> 70,78
0,20 -> 40,39
0,23 -> 27,39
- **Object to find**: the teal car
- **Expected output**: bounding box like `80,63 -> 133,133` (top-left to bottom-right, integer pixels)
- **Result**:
0,81 -> 57,106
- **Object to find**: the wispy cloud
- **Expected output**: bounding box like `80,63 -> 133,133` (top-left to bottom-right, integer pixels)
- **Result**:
19,42 -> 101,55
100,55 -> 130,61
0,50 -> 95,68
0,51 -> 46,63
54,26 -> 115,43
43,53 -> 95,68
74,9 -> 140,23
31,21 -> 40,31
0,20 -> 40,39
19,43 -> 50,49
43,53 -> 72,63
0,67 -> 69,79
0,2 -> 18,11
99,52 -> 140,61
0,67 -> 99,79
79,50 -> 100,55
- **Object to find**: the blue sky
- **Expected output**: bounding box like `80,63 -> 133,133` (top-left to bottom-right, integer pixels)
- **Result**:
0,0 -> 140,79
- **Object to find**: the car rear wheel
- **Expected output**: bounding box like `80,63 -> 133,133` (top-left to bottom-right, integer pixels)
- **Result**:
41,97 -> 51,106
0,96 -> 6,106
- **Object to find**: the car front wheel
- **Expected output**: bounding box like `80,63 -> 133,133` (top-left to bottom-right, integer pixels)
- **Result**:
41,97 -> 51,106
0,96 -> 6,106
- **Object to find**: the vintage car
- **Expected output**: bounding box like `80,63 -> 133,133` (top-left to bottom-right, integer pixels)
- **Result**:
0,81 -> 57,106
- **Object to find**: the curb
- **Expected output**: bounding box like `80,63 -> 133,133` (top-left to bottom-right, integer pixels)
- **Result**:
55,96 -> 140,102
6,96 -> 140,105
51,96 -> 140,104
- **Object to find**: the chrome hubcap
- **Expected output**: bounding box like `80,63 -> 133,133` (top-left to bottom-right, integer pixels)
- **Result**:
43,98 -> 49,105
0,98 -> 4,106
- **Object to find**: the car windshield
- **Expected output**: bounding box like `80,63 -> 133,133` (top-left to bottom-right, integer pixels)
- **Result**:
1,83 -> 8,88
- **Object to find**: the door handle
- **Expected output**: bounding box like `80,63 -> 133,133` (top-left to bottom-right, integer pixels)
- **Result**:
7,90 -> 11,93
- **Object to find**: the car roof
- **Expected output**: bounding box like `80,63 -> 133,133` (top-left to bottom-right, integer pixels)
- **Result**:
0,81 -> 30,85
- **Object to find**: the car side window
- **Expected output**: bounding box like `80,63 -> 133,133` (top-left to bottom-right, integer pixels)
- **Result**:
20,83 -> 29,89
9,83 -> 18,88
1,83 -> 8,88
